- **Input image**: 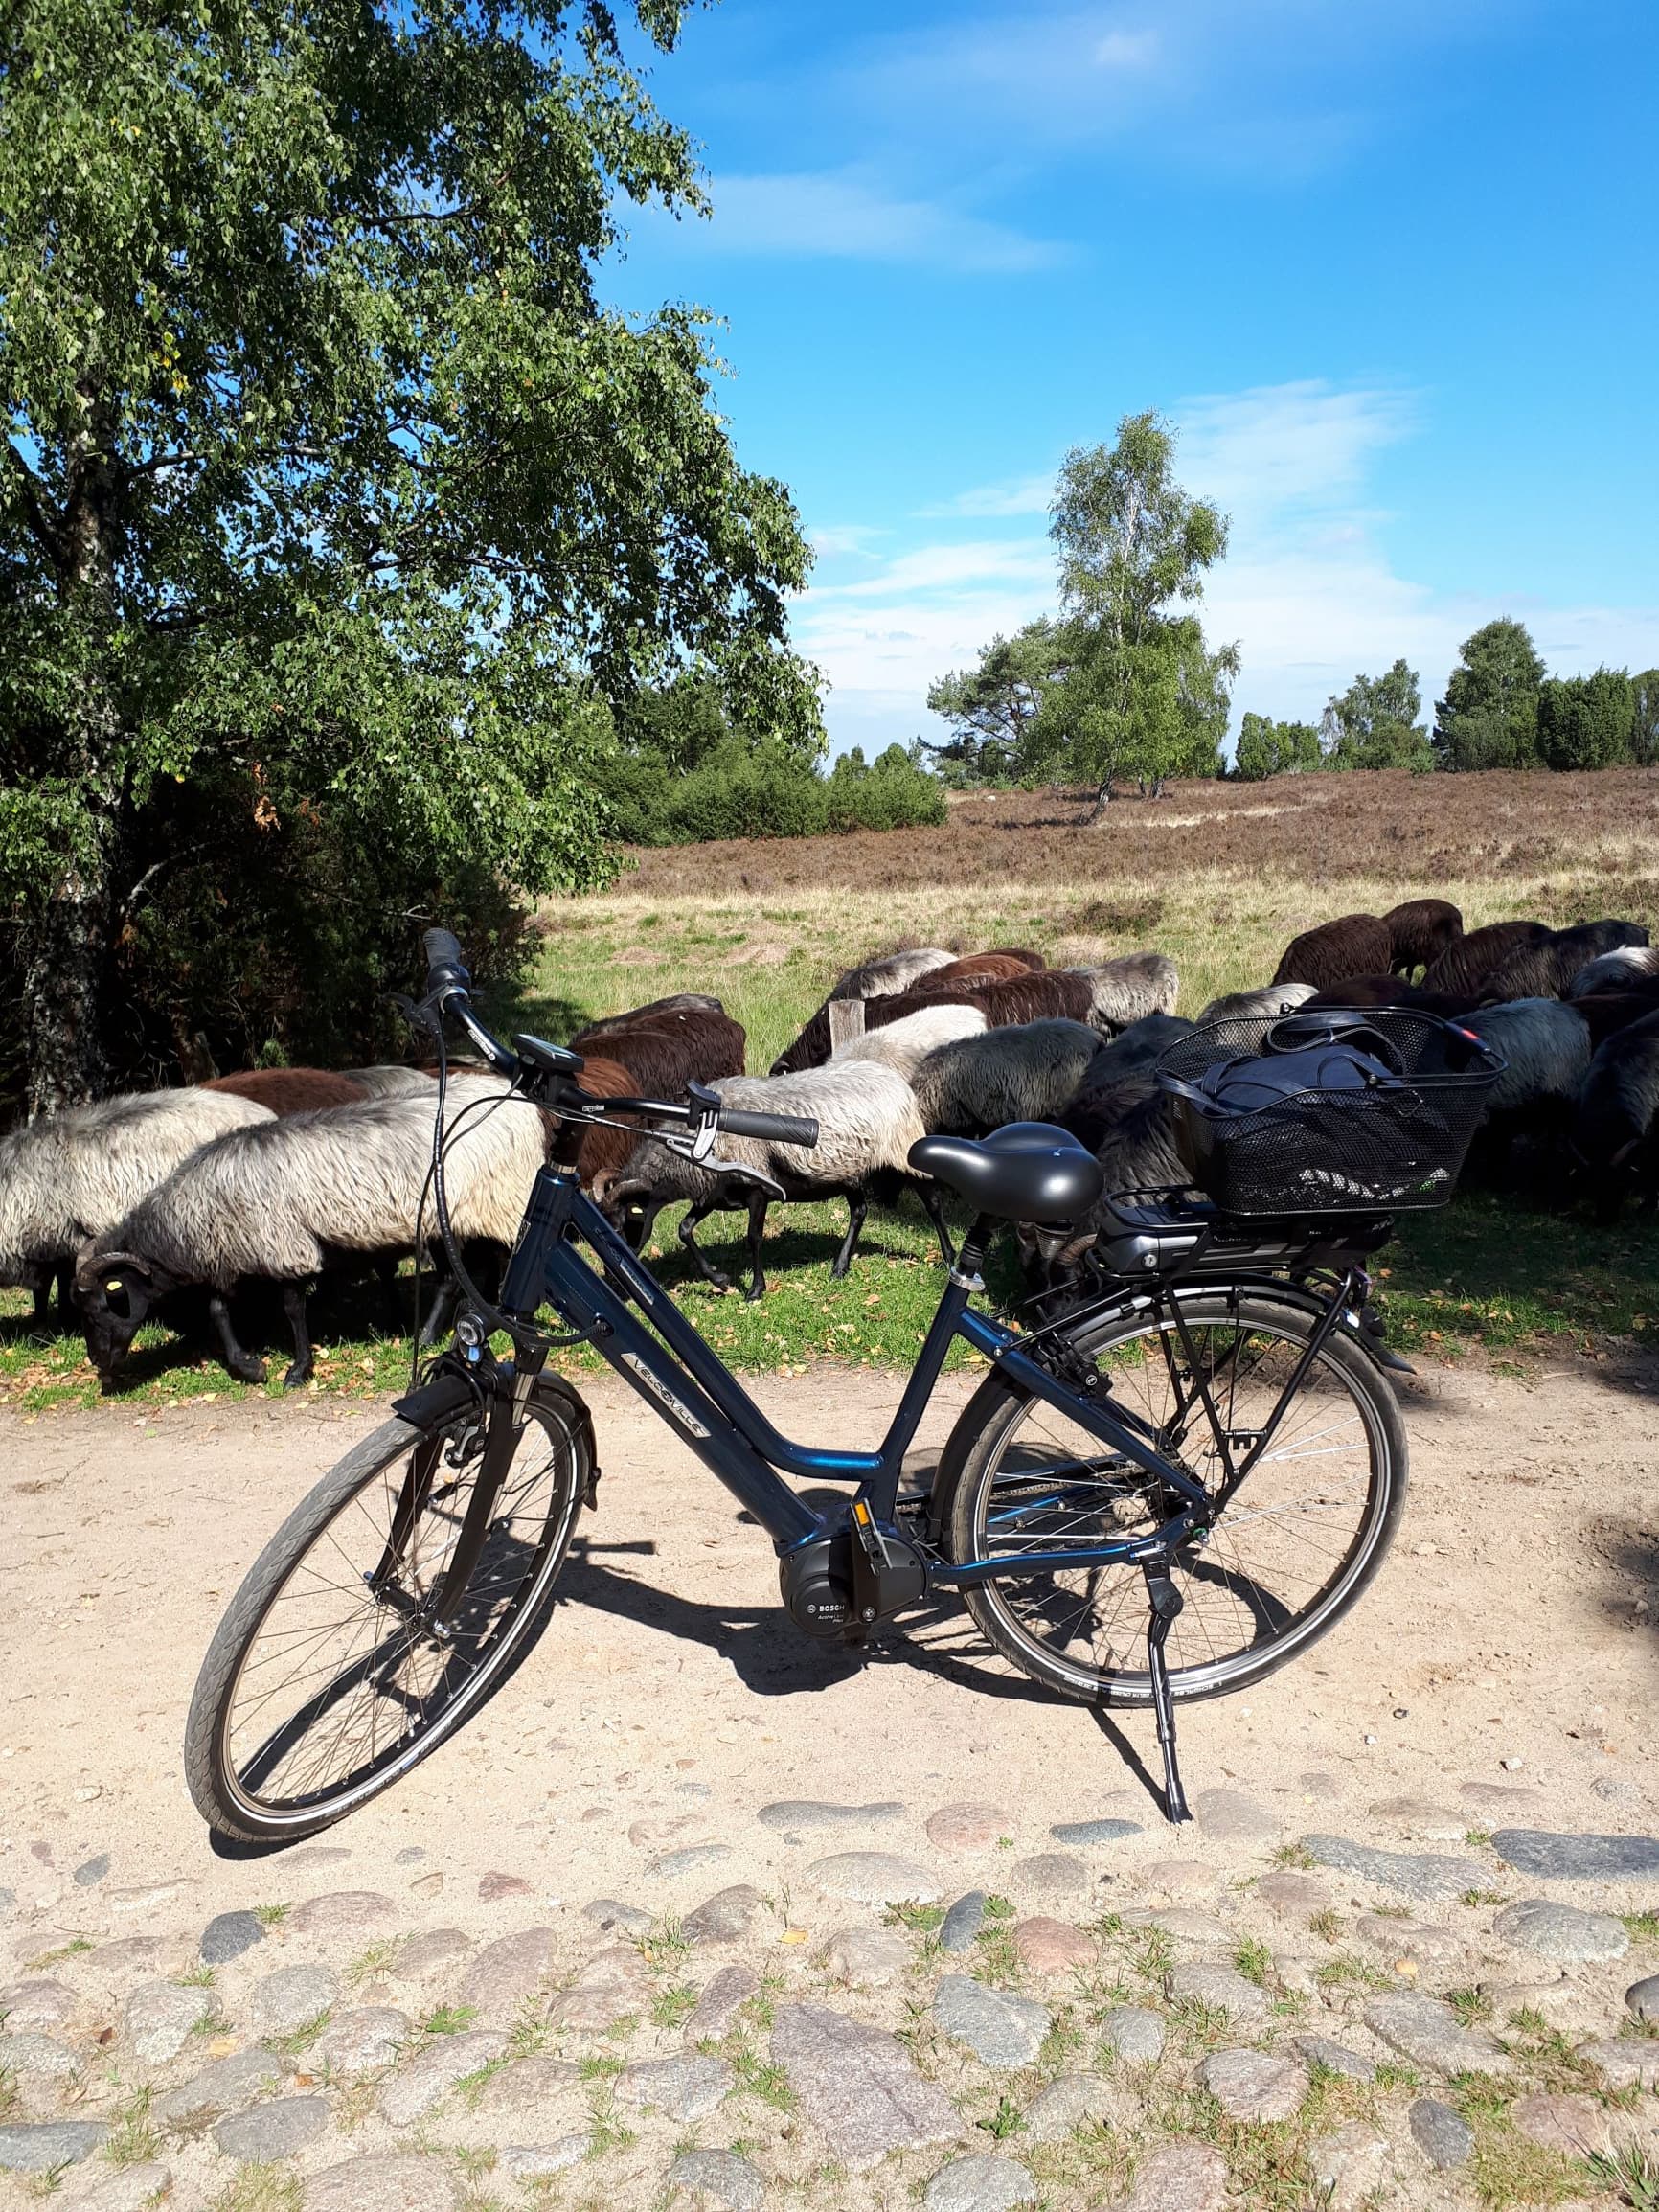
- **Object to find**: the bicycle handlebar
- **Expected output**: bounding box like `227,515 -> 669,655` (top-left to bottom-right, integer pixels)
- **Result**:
716,1106 -> 820,1147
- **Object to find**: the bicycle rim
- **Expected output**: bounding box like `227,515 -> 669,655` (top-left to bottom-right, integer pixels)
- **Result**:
211,1402 -> 581,1832
956,1291 -> 1401,1701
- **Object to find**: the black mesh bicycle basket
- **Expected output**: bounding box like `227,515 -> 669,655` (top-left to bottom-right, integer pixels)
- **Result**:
1154,1007 -> 1505,1217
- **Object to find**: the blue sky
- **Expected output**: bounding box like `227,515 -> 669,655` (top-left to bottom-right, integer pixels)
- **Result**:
605,0 -> 1659,756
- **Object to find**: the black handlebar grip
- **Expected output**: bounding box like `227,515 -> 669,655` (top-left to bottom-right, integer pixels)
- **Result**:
422,927 -> 467,983
716,1107 -> 820,1148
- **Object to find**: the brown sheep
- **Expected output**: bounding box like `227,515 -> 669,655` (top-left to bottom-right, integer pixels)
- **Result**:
913,952 -> 1041,993
1307,976 -> 1481,1018
204,1069 -> 370,1113
1421,919 -> 1550,997
566,1013 -> 746,1232
1272,915 -> 1394,993
1384,898 -> 1463,975
571,993 -> 726,1047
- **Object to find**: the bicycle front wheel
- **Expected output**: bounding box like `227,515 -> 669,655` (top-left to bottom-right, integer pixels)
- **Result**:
185,1382 -> 589,1842
942,1288 -> 1405,1706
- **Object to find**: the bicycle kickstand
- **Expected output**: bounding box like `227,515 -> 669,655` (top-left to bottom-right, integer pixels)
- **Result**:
1143,1565 -> 1193,1825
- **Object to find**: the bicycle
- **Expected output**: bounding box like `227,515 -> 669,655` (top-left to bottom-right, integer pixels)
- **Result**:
184,933 -> 1493,1844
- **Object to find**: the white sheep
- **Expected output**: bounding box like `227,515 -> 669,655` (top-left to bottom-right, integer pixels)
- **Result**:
1565,946 -> 1659,999
0,1088 -> 274,1324
910,1019 -> 1102,1137
1197,982 -> 1319,1023
74,1075 -> 547,1388
830,1001 -> 988,1081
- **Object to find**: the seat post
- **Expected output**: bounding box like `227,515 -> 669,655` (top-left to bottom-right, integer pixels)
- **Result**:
953,1215 -> 995,1284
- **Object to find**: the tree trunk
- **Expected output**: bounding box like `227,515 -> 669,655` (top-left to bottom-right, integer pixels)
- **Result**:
1089,778 -> 1113,821
21,836 -> 115,1115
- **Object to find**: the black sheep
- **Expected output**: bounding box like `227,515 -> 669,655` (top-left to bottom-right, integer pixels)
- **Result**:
1421,919 -> 1551,998
1383,898 -> 1463,975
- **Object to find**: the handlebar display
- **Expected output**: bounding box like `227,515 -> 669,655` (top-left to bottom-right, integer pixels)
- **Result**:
717,1106 -> 820,1149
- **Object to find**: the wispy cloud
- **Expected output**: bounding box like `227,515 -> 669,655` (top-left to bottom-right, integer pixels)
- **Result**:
917,472 -> 1055,520
684,168 -> 1066,273
1174,381 -> 1417,524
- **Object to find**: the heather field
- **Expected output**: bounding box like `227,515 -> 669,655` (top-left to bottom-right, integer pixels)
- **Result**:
4,768 -> 1657,1409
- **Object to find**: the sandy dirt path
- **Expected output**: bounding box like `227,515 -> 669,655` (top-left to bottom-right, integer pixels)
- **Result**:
3,1352 -> 1655,1929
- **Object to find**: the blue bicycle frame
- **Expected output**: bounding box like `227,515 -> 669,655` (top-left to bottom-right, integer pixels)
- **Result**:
494,1163 -> 1212,1585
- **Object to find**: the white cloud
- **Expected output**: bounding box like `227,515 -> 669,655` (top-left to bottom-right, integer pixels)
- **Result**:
917,472 -> 1054,519
683,168 -> 1066,273
1093,28 -> 1160,70
1174,380 -> 1416,524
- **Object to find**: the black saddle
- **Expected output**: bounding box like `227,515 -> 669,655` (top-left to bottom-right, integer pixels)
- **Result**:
909,1122 -> 1104,1223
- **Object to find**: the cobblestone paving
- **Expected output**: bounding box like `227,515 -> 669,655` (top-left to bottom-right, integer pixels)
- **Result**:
4,1798 -> 1659,2212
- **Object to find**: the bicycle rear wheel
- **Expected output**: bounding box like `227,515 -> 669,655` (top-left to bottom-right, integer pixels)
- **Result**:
941,1288 -> 1405,1706
185,1382 -> 589,1842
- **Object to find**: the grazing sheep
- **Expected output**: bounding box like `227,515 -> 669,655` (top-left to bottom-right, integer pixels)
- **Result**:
911,1019 -> 1101,1138
1571,984 -> 1659,1048
74,1076 -> 548,1389
1197,983 -> 1318,1023
338,1065 -> 439,1097
1421,919 -> 1550,997
830,1001 -> 989,1081
1567,946 -> 1659,998
1306,976 -> 1481,1018
0,1088 -> 274,1324
971,955 -> 1177,1034
1384,898 -> 1464,975
1573,1009 -> 1659,1219
1462,998 -> 1593,1170
549,1055 -> 639,1174
570,993 -> 726,1046
1475,919 -> 1651,1005
600,1061 -> 928,1300
1272,915 -> 1394,993
912,952 -> 1041,994
1075,1014 -> 1196,1096
205,1068 -> 370,1113
1028,1077 -> 1193,1281
830,947 -> 956,1001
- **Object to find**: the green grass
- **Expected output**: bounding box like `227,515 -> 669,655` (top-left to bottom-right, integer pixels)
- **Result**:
5,873 -> 1654,1411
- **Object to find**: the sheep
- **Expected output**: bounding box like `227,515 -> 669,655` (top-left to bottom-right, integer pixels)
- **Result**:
205,1068 -> 370,1112
968,956 -> 1176,1035
74,1075 -> 549,1390
1573,1008 -> 1659,1219
911,1019 -> 1102,1138
912,951 -> 1041,994
1567,946 -> 1659,999
571,993 -> 726,1047
1461,998 -> 1593,1172
1073,1014 -> 1195,1096
830,1001 -> 989,1081
1571,984 -> 1659,1047
1384,898 -> 1464,975
599,1060 -> 929,1300
1306,975 -> 1480,1017
0,1088 -> 274,1325
830,947 -> 956,1001
338,1066 -> 439,1097
1272,914 -> 1394,993
1421,919 -> 1551,997
557,1012 -> 746,1248
1474,920 -> 1651,1005
1024,1075 -> 1193,1284
1197,983 -> 1318,1024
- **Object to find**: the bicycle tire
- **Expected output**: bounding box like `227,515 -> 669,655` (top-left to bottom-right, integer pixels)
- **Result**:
940,1288 -> 1405,1707
184,1383 -> 589,1843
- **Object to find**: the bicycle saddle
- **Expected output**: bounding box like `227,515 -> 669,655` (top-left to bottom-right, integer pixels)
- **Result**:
908,1122 -> 1104,1223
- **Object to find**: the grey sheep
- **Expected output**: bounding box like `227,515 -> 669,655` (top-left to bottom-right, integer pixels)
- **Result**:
911,1019 -> 1102,1138
1476,919 -> 1650,1004
1077,1014 -> 1196,1091
600,1060 -> 931,1300
1573,1008 -> 1659,1220
830,1001 -> 988,1080
0,1088 -> 273,1325
1026,1076 -> 1192,1281
1196,982 -> 1318,1024
75,1075 -> 548,1389
1566,946 -> 1659,999
338,1065 -> 440,1096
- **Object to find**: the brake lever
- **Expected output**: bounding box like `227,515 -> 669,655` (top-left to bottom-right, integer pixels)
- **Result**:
393,991 -> 444,1041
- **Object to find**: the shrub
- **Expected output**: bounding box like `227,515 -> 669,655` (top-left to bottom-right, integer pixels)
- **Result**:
1536,669 -> 1636,770
825,744 -> 948,832
1234,713 -> 1320,781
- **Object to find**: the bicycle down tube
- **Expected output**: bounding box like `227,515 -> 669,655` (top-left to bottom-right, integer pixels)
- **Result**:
497,1164 -> 1213,1576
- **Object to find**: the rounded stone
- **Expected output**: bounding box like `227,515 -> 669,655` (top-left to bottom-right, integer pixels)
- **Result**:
1579,2039 -> 1659,2091
212,2095 -> 330,2161
72,1855 -> 111,1890
476,1873 -> 533,1904
1490,1829 -> 1659,1879
923,2152 -> 1036,2212
687,1964 -> 761,2035
819,1927 -> 910,1987
1492,1897 -> 1629,1963
615,2055 -> 733,2123
757,1801 -> 902,1838
932,1976 -> 1049,2068
769,2002 -> 961,2170
1192,1789 -> 1278,1842
457,1927 -> 554,2017
1307,2121 -> 1392,2210
0,1980 -> 75,2032
683,1885 -> 762,1945
378,2031 -> 507,2125
666,2147 -> 764,2212
0,2032 -> 81,2090
125,1978 -> 216,2064
1510,2091 -> 1614,2158
647,1844 -> 731,1880
496,2139 -> 591,2179
1166,1961 -> 1267,2024
287,1892 -> 397,1939
1255,1871 -> 1331,1922
155,2048 -> 284,2129
940,1893 -> 987,1953
251,1963 -> 341,2040
925,1804 -> 1013,1853
1197,2047 -> 1307,2122
0,2122 -> 109,2173
1011,1918 -> 1094,1974
1294,2035 -> 1375,2083
315,2008 -> 410,2078
580,1900 -> 651,1936
805,1852 -> 942,1906
1122,2142 -> 1229,2212
1101,2006 -> 1165,2064
1049,1819 -> 1141,1847
1408,2098 -> 1473,2170
305,2154 -> 460,2212
1020,2073 -> 1117,2142
200,1910 -> 266,1966
1626,1973 -> 1659,2024
1010,1853 -> 1090,1908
